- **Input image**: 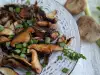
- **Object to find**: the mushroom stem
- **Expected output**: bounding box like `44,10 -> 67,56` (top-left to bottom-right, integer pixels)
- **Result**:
84,0 -> 91,16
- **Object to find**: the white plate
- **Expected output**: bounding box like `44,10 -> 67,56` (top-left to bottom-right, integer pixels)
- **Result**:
0,0 -> 80,75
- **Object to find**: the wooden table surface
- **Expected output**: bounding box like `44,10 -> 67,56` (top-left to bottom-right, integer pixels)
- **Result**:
55,0 -> 100,75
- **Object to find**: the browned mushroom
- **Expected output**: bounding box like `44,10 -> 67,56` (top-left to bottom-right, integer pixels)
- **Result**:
0,27 -> 14,36
37,21 -> 51,27
46,10 -> 57,19
20,7 -> 30,18
0,67 -> 17,75
5,20 -> 21,31
0,49 -> 6,66
9,54 -> 31,67
0,16 -> 9,24
11,27 -> 35,47
50,31 -> 59,40
49,24 -> 57,30
28,44 -> 63,54
0,36 -> 10,43
2,58 -> 28,69
30,49 -> 42,73
64,0 -> 86,15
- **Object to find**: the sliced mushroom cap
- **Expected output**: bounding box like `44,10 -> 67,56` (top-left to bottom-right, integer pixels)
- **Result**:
65,0 -> 86,15
0,49 -> 6,66
49,24 -> 57,30
11,27 -> 35,47
30,49 -> 42,74
2,58 -> 29,69
46,10 -> 57,19
7,54 -> 31,67
0,67 -> 17,75
20,7 -> 30,18
5,20 -> 21,31
0,36 -> 10,43
77,16 -> 100,42
37,21 -> 51,27
0,16 -> 9,24
50,31 -> 59,40
4,20 -> 12,27
0,27 -> 14,35
28,44 -> 63,54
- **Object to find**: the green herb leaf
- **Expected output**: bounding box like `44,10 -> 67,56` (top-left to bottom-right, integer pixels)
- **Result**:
26,71 -> 31,75
97,6 -> 100,11
57,56 -> 63,60
15,7 -> 20,13
26,0 -> 30,5
63,48 -> 86,60
8,35 -> 14,39
0,25 -> 4,31
14,49 -> 21,54
45,37 -> 51,44
15,44 -> 23,49
62,68 -> 69,73
42,63 -> 46,68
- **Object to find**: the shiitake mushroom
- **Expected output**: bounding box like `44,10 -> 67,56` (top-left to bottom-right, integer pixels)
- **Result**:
0,67 -> 17,75
65,0 -> 86,15
77,15 -> 100,42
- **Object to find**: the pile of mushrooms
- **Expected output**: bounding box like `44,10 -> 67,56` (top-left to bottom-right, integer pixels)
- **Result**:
65,0 -> 100,46
0,2 -> 72,74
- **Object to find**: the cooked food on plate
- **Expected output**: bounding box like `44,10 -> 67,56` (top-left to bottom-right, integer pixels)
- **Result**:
0,2 -> 85,74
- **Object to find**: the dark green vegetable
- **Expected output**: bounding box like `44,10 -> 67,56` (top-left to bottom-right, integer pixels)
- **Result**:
57,56 -> 63,60
14,49 -> 21,54
22,48 -> 27,53
15,7 -> 20,13
8,35 -> 14,39
22,22 -> 29,28
27,20 -> 33,26
15,44 -> 23,49
62,68 -> 69,73
15,24 -> 23,29
27,49 -> 30,53
59,42 -> 66,47
97,6 -> 100,11
0,25 -> 4,31
45,37 -> 51,44
42,63 -> 46,68
29,39 -> 38,44
20,53 -> 26,58
26,71 -> 31,75
23,43 -> 28,47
